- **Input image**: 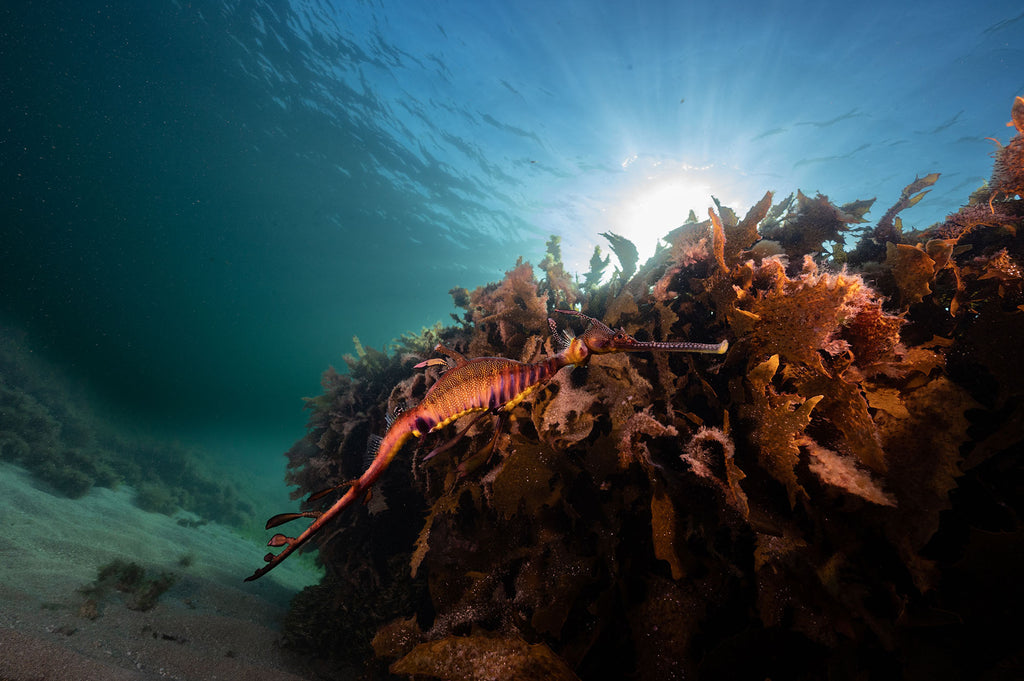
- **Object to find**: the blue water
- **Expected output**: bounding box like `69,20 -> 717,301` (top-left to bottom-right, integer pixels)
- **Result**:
2,0 -> 1022,464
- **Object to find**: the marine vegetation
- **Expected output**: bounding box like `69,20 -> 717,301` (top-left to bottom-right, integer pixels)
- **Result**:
247,311 -> 726,581
0,329 -> 254,525
77,559 -> 178,617
267,97 -> 1024,680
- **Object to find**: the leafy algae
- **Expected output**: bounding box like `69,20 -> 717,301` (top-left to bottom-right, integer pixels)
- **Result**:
277,96 -> 1024,680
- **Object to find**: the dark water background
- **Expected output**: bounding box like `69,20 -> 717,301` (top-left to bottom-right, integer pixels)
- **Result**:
2,0 -> 1022,477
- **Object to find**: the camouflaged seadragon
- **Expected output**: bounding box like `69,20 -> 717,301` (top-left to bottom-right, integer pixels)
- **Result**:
246,310 -> 726,581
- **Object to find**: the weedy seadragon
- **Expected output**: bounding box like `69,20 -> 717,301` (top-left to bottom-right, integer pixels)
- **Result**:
246,310 -> 726,581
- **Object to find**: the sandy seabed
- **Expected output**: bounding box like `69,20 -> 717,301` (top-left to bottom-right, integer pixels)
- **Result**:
0,462 -> 325,681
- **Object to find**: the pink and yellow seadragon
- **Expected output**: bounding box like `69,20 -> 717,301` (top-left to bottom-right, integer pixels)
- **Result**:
246,310 -> 726,581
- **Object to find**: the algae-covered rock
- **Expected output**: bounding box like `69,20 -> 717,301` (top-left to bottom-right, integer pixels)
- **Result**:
277,96 -> 1024,681
391,633 -> 579,681
0,329 -> 254,524
77,559 -> 177,614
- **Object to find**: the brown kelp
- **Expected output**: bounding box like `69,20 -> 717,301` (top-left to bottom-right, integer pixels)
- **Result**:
273,97 -> 1023,680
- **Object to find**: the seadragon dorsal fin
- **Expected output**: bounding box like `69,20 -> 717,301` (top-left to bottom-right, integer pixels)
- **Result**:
365,434 -> 384,470
384,403 -> 406,428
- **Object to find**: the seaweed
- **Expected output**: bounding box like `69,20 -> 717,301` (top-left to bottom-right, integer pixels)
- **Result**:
538,235 -> 580,311
275,96 -> 1024,680
738,354 -> 823,506
600,231 -> 640,282
0,329 -> 253,524
886,241 -> 938,306
873,173 -> 942,244
760,189 -> 874,266
77,559 -> 178,616
450,258 -> 549,358
716,190 -> 774,266
390,633 -> 578,681
581,245 -> 610,294
987,95 -> 1024,207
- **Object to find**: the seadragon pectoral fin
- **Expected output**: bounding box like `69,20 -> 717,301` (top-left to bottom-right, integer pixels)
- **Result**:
306,478 -> 360,503
413,357 -> 449,369
265,510 -> 321,529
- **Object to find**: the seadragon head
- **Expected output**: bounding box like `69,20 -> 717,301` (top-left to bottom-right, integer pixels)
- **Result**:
551,309 -> 727,366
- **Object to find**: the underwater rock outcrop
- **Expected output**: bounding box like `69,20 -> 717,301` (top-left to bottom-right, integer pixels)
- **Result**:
279,97 -> 1023,680
0,331 -> 253,524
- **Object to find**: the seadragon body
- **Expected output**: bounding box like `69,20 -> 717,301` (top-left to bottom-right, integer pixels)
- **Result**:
246,310 -> 726,581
